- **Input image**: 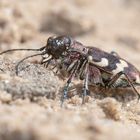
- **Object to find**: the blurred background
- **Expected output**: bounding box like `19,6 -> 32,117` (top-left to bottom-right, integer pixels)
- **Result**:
0,0 -> 140,66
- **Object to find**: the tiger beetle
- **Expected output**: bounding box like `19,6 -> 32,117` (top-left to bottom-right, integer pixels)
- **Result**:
0,36 -> 140,106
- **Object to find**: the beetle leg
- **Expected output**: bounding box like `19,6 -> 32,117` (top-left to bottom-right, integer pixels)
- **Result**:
40,55 -> 52,64
79,60 -> 87,80
107,71 -> 140,100
50,65 -> 57,70
66,60 -> 78,73
106,72 -> 123,87
82,62 -> 90,104
61,60 -> 80,107
123,73 -> 140,100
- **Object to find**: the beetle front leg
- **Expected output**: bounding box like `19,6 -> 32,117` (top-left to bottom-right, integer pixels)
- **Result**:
82,63 -> 90,104
40,55 -> 52,68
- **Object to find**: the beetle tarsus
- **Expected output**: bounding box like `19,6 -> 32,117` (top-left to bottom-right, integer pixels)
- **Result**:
82,63 -> 89,104
82,89 -> 90,104
61,84 -> 69,107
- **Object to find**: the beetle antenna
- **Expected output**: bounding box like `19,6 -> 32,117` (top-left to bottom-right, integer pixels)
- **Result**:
15,52 -> 45,75
0,46 -> 46,55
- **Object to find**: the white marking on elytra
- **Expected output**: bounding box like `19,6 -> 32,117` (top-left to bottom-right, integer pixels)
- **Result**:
112,59 -> 128,74
135,74 -> 140,83
88,56 -> 93,61
88,56 -> 109,67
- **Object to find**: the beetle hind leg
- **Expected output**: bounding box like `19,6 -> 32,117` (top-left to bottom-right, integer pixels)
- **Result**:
123,73 -> 140,101
106,71 -> 140,101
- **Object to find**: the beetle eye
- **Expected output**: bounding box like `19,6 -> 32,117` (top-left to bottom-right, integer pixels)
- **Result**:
47,37 -> 53,45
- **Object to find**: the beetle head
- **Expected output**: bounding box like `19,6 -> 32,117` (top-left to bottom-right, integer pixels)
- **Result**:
44,36 -> 72,59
